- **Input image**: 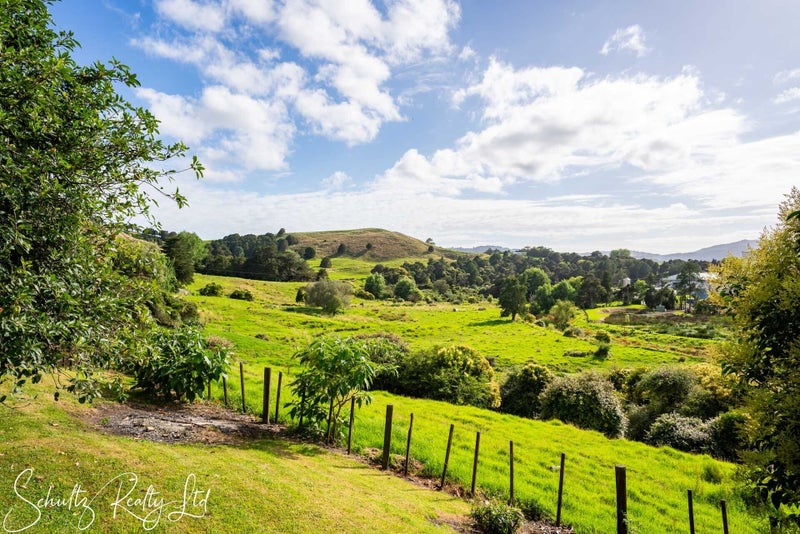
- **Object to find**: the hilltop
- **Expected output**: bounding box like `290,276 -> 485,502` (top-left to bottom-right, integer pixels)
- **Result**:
290,228 -> 459,262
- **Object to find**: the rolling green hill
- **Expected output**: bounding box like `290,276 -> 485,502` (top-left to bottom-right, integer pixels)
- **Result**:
290,228 -> 458,262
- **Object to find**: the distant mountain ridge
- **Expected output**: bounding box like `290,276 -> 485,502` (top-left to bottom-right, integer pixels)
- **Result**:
627,239 -> 758,262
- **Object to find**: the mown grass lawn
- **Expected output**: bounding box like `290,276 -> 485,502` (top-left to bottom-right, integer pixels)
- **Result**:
0,387 -> 468,533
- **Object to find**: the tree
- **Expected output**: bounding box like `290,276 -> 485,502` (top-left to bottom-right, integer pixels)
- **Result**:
393,276 -> 417,300
575,274 -> 608,309
364,273 -> 386,299
549,300 -> 578,330
302,246 -> 316,260
304,280 -> 351,314
320,257 -> 332,268
289,337 -> 388,443
712,188 -> 800,527
164,232 -> 198,285
498,276 -> 527,321
676,261 -> 701,309
0,1 -> 202,402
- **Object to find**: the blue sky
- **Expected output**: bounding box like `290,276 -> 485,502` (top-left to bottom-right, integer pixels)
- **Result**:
51,0 -> 800,253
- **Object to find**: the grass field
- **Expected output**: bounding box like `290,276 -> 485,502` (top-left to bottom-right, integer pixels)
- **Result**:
184,274 -> 765,533
0,384 -> 469,533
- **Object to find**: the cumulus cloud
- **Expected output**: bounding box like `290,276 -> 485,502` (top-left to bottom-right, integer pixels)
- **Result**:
600,24 -> 650,58
774,87 -> 800,104
321,171 -> 353,190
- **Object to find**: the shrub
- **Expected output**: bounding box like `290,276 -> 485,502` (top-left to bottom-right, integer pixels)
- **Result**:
625,403 -> 659,441
644,412 -> 712,454
131,327 -> 230,401
562,326 -> 583,338
549,300 -> 578,330
229,288 -> 254,301
393,276 -> 418,300
701,462 -> 724,484
364,273 -> 386,299
499,363 -> 554,418
594,343 -> 611,359
392,345 -> 501,409
594,330 -> 611,343
289,337 -> 389,443
539,372 -> 627,438
354,288 -> 375,300
634,366 -> 696,412
471,500 -> 524,534
709,411 -> 749,461
304,279 -> 351,314
320,257 -> 332,268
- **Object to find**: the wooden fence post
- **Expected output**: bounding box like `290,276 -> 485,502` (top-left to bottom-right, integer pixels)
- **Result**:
382,405 -> 393,470
222,376 -> 228,407
262,367 -> 271,424
721,500 -> 729,534
239,362 -> 246,413
404,413 -> 414,476
274,371 -> 282,423
556,453 -> 566,526
207,380 -> 211,400
471,431 -> 481,496
509,440 -> 515,504
347,397 -> 355,455
440,424 -> 455,490
688,489 -> 695,534
615,465 -> 628,534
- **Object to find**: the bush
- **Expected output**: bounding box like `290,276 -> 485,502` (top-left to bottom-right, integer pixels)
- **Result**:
625,403 -> 659,441
471,500 -> 524,534
391,345 -> 501,409
644,412 -> 712,454
709,411 -> 749,461
198,282 -> 223,296
594,343 -> 611,359
594,330 -> 611,343
304,279 -> 352,314
229,288 -> 254,301
131,327 -> 230,401
500,363 -> 553,418
364,273 -> 386,299
634,366 -> 696,412
539,372 -> 627,438
562,326 -> 583,338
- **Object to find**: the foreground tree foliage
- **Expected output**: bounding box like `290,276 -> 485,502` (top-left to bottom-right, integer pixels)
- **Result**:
289,337 -> 396,443
712,188 -> 800,528
0,1 -> 202,401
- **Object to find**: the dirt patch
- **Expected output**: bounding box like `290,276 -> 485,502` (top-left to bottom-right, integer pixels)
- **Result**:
83,400 -> 281,445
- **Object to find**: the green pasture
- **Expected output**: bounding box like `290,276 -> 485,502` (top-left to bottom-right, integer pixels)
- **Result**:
187,274 -> 762,533
0,386 -> 468,533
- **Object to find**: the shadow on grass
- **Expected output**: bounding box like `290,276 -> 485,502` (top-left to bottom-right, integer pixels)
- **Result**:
283,306 -> 324,317
468,318 -> 511,327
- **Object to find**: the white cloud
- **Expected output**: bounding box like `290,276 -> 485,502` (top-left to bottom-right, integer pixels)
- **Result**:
136,0 -> 461,154
774,68 -> 800,85
136,85 -> 294,171
154,0 -> 226,32
600,24 -> 650,58
774,87 -> 800,104
321,171 -> 353,190
458,45 -> 476,62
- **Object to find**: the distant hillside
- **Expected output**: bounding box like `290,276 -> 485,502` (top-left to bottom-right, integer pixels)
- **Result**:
629,239 -> 758,262
451,245 -> 511,254
290,228 -> 459,262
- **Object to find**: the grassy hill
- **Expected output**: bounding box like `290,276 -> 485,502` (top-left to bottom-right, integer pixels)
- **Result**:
290,228 -> 458,262
182,274 -> 763,533
0,386 -> 469,533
